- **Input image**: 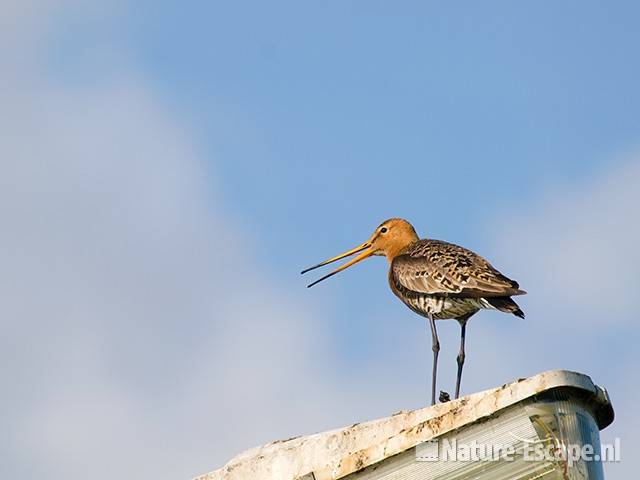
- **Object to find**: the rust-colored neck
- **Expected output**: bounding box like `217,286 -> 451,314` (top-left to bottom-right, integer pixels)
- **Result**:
384,239 -> 417,262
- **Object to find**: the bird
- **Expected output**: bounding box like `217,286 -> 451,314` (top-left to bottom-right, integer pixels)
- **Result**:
301,218 -> 525,406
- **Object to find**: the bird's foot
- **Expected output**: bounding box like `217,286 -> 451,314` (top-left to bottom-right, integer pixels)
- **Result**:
439,390 -> 451,403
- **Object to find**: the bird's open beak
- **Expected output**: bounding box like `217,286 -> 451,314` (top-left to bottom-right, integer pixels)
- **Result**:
301,241 -> 375,288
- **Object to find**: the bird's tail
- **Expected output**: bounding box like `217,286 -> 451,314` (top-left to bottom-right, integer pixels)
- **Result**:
486,296 -> 525,319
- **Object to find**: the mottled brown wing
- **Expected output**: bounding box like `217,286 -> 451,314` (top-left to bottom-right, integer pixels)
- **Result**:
391,239 -> 524,298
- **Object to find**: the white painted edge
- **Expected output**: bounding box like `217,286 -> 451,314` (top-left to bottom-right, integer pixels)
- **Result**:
194,370 -> 613,480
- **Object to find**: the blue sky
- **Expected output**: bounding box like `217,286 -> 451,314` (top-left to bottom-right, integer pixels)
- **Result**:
2,2 -> 639,479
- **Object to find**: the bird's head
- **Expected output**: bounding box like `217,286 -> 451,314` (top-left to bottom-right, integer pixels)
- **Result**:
301,218 -> 419,287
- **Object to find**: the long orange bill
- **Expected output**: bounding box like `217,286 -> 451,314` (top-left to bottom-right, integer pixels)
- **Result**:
301,242 -> 374,288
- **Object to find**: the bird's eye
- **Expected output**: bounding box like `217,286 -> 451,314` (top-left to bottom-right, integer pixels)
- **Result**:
380,227 -> 388,233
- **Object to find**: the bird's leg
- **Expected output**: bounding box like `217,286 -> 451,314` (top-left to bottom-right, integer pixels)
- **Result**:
428,315 -> 439,406
455,318 -> 468,399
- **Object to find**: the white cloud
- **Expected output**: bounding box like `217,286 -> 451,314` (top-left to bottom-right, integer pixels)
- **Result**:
495,157 -> 640,326
489,154 -> 640,480
1,5 -> 442,480
0,6 -> 353,479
